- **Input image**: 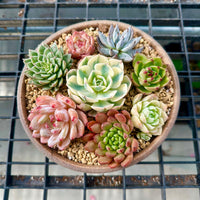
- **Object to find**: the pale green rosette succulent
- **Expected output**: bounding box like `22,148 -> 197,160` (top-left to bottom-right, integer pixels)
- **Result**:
131,93 -> 168,136
66,54 -> 132,112
24,43 -> 72,92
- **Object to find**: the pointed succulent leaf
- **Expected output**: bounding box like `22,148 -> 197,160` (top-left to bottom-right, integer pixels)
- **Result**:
107,25 -> 115,48
98,31 -> 110,48
112,24 -> 120,43
121,36 -> 142,52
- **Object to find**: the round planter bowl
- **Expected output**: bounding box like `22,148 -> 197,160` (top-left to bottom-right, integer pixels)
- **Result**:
17,20 -> 180,173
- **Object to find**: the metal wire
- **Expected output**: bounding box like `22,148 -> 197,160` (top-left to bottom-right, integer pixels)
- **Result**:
0,0 -> 200,200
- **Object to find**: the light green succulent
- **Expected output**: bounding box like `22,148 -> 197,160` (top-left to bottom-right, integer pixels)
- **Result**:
132,53 -> 170,94
131,93 -> 168,136
136,132 -> 151,141
24,43 -> 72,92
66,54 -> 132,112
97,25 -> 143,62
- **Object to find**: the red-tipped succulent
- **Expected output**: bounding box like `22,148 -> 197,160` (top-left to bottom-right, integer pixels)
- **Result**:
66,31 -> 95,59
28,93 -> 88,150
84,109 -> 139,168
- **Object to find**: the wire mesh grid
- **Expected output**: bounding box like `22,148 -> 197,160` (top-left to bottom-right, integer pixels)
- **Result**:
0,0 -> 200,200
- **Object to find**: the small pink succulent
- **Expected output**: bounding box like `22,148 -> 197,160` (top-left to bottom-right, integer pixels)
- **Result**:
66,31 -> 95,59
28,93 -> 88,150
83,109 -> 139,168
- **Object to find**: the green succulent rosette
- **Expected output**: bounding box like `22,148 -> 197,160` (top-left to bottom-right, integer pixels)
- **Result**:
131,93 -> 168,136
24,43 -> 72,92
66,54 -> 132,112
132,53 -> 170,94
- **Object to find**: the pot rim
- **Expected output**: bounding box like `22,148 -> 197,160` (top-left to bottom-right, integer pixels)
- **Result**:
17,20 -> 180,173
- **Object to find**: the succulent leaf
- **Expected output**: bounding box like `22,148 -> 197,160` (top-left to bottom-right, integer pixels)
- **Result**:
24,43 -> 72,92
97,25 -> 143,62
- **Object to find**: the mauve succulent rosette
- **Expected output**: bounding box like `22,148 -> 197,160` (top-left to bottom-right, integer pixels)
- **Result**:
83,109 -> 139,168
28,93 -> 88,150
66,31 -> 95,59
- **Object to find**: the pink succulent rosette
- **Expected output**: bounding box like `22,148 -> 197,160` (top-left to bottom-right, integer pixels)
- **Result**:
28,93 -> 88,150
66,31 -> 95,59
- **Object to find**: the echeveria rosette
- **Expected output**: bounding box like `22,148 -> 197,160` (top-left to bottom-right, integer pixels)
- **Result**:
97,25 -> 143,62
66,31 -> 95,59
132,53 -> 170,94
83,109 -> 139,168
66,54 -> 132,112
28,93 -> 88,151
24,43 -> 72,92
131,94 -> 168,137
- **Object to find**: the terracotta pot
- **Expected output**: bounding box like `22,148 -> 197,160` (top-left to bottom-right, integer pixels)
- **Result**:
17,20 -> 180,173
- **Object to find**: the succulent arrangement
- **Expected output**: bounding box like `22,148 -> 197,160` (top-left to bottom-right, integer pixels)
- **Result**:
24,43 -> 72,92
23,23 -> 174,170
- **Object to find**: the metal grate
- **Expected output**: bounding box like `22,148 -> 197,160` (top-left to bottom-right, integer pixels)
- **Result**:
0,0 -> 200,200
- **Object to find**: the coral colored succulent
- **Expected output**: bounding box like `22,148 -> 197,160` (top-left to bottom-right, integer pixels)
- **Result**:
66,54 -> 132,112
131,94 -> 168,136
97,25 -> 143,62
28,94 -> 88,150
84,109 -> 139,168
132,53 -> 170,94
66,31 -> 95,59
24,43 -> 72,92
